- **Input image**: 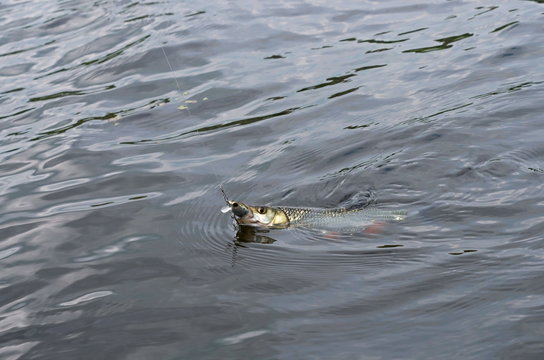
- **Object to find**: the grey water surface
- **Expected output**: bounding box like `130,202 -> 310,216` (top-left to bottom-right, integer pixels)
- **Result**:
1,0 -> 544,359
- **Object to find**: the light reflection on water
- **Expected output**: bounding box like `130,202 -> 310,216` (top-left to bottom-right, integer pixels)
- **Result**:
1,0 -> 544,358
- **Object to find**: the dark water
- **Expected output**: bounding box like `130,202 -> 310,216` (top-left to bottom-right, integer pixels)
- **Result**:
1,0 -> 544,358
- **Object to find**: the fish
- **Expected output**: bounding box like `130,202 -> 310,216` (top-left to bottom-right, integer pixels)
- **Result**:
222,200 -> 406,231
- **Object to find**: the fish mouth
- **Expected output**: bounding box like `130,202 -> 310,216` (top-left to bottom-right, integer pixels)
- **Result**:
229,201 -> 248,217
228,201 -> 258,225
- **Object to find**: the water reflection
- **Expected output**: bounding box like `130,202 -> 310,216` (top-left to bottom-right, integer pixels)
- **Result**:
234,225 -> 277,245
403,33 -> 473,53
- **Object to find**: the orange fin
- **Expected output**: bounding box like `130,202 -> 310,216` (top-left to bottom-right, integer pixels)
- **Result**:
364,221 -> 385,235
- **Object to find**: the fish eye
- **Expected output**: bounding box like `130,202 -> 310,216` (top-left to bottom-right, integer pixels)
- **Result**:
258,207 -> 266,214
232,202 -> 239,208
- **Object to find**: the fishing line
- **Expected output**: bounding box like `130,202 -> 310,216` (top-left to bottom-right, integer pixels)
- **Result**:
160,37 -> 236,262
220,184 -> 239,230
158,22 -> 241,279
159,37 -> 202,252
160,45 -> 182,96
160,43 -> 192,117
219,184 -> 229,204
158,40 -> 190,251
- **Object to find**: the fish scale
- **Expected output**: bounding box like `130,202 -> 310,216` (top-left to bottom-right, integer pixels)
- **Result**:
278,206 -> 406,229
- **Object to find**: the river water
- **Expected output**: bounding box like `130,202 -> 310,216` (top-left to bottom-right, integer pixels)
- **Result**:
1,0 -> 544,359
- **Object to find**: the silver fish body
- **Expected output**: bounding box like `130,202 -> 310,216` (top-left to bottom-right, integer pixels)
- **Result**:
225,200 -> 406,231
278,206 -> 406,230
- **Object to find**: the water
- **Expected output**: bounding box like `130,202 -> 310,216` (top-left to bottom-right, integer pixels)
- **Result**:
1,0 -> 543,358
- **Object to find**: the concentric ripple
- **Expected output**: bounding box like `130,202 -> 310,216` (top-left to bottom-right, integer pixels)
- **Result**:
177,185 -> 427,274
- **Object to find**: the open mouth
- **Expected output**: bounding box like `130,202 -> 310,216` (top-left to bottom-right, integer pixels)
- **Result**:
229,202 -> 260,225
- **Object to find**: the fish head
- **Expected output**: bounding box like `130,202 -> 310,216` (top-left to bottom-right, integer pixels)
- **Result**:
227,201 -> 289,228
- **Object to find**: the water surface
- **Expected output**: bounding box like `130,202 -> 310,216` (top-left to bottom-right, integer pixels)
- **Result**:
1,0 -> 544,359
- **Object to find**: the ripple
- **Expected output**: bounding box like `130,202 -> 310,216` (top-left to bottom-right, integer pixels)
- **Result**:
219,330 -> 269,345
74,235 -> 151,263
478,147 -> 544,178
37,192 -> 161,217
58,290 -> 113,307
0,246 -> 21,260
1,0 -> 544,357
297,74 -> 356,93
37,178 -> 90,192
180,185 -> 421,276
